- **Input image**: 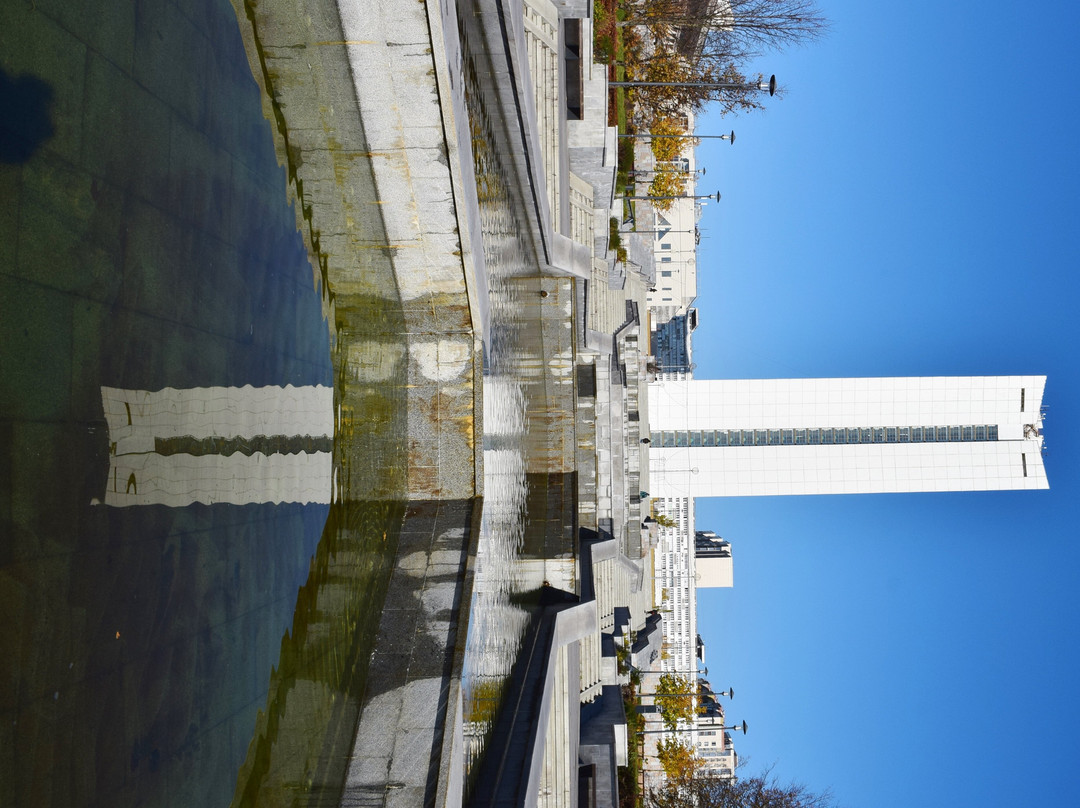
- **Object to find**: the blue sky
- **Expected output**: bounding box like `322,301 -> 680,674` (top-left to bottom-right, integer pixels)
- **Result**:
689,1 -> 1080,805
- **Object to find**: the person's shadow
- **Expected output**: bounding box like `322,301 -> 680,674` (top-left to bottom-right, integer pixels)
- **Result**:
0,67 -> 54,163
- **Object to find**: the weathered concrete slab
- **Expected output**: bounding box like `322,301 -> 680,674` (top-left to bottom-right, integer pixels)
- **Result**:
342,499 -> 480,808
230,0 -> 484,502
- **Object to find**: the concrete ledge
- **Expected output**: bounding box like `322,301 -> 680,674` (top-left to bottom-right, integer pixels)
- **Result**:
341,499 -> 481,808
231,0 -> 484,501
551,232 -> 593,280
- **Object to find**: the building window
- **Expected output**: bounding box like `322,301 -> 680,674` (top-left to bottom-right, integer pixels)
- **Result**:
661,270 -> 672,277
707,423 -> 1001,446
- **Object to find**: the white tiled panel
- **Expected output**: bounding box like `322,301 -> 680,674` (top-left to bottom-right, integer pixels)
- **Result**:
648,376 -> 1048,497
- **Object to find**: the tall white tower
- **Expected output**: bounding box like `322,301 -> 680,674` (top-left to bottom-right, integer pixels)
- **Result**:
648,376 -> 1049,498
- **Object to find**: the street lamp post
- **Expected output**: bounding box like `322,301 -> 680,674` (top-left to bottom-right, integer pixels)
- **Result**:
628,168 -> 706,178
637,721 -> 747,736
623,191 -> 721,203
630,227 -> 696,235
652,666 -> 707,678
637,690 -> 702,698
619,130 -> 735,144
611,75 -> 777,95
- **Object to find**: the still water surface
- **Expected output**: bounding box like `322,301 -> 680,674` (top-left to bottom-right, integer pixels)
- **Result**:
0,0 -> 558,805
0,0 -> 402,804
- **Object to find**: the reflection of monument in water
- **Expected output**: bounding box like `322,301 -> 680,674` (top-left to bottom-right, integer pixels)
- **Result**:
100,385 -> 334,506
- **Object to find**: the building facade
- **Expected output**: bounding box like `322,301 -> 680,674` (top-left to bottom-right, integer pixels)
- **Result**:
650,308 -> 697,378
649,376 -> 1049,498
695,681 -> 738,779
653,495 -> 698,675
644,113 -> 702,326
695,530 -> 733,588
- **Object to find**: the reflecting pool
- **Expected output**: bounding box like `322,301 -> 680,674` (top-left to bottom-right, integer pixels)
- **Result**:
1,0 -> 408,804
0,0 -> 576,805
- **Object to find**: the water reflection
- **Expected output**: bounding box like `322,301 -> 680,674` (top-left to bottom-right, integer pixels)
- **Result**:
0,0 -> 407,804
2,0 -> 580,802
0,66 -> 55,164
99,385 -> 333,506
455,0 -> 577,791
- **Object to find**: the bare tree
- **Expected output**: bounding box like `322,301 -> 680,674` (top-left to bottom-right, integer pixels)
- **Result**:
619,0 -> 701,28
621,0 -> 828,60
711,0 -> 828,55
647,768 -> 838,808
